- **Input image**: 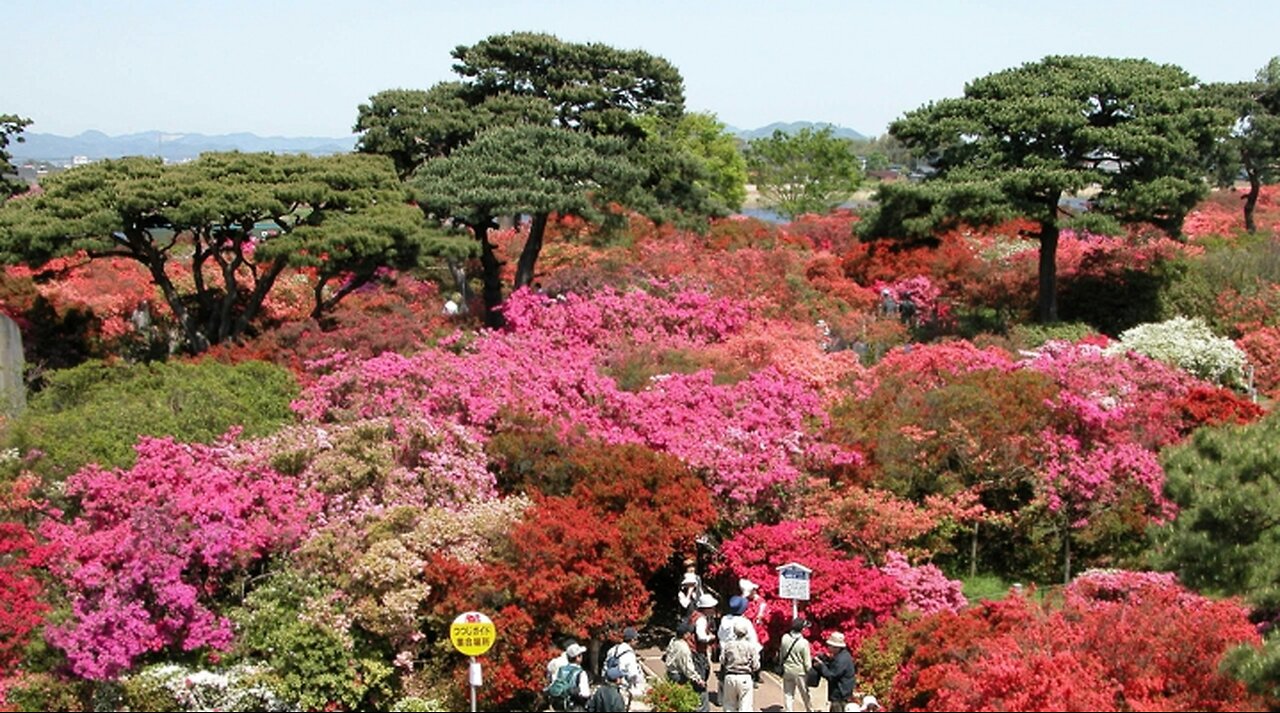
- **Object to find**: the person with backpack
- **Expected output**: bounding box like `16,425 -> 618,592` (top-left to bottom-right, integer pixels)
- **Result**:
814,632 -> 856,712
546,643 -> 591,712
546,638 -> 579,688
664,622 -> 708,711
778,618 -> 813,712
603,626 -> 646,708
586,667 -> 628,712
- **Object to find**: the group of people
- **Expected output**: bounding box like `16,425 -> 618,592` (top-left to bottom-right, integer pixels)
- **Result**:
544,627 -> 647,712
668,566 -> 879,713
543,563 -> 880,713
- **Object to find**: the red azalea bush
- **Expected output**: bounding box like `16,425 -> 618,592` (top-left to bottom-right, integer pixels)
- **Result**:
0,475 -> 53,676
892,574 -> 1265,711
714,519 -> 907,654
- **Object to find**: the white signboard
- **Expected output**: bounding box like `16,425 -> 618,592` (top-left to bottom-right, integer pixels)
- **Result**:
776,562 -> 812,601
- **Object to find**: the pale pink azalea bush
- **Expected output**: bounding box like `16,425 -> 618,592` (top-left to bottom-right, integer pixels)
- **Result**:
40,435 -> 319,680
879,550 -> 968,616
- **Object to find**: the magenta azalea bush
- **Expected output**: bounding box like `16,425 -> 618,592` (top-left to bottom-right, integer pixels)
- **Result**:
41,435 -> 318,680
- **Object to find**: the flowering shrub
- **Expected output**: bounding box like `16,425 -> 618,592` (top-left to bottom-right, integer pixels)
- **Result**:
878,551 -> 967,616
0,475 -> 52,675
120,662 -> 290,712
892,578 -> 1264,711
714,519 -> 906,654
41,436 -> 319,680
1108,316 -> 1248,387
1238,326 -> 1280,398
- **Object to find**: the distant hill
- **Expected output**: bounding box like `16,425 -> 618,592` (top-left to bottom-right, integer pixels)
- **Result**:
730,121 -> 867,142
11,130 -> 357,162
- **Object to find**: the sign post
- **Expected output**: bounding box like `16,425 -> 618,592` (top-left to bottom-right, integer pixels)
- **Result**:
450,611 -> 497,713
776,562 -> 812,620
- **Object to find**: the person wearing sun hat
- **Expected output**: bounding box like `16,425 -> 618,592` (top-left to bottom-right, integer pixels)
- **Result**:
678,569 -> 704,622
689,592 -> 718,710
814,631 -> 857,711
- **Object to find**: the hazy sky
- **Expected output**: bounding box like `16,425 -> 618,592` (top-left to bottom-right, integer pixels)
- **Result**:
10,1 -> 1280,138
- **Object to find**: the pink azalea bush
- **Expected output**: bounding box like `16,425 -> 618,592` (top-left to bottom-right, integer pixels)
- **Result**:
295,287 -> 855,519
41,435 -> 319,680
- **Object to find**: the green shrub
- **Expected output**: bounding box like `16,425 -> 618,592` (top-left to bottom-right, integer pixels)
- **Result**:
644,679 -> 702,712
1008,322 -> 1098,350
5,359 -> 297,480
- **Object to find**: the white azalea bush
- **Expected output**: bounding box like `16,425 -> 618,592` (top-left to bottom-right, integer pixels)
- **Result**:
1107,316 -> 1247,387
117,663 -> 291,711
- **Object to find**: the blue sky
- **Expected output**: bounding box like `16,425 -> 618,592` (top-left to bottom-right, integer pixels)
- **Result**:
10,1 -> 1280,138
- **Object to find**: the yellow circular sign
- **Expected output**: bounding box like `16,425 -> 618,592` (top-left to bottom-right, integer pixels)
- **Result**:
450,611 -> 497,656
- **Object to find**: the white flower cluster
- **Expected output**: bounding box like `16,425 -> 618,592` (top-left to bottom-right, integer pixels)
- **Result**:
125,662 -> 291,711
1107,316 -> 1247,387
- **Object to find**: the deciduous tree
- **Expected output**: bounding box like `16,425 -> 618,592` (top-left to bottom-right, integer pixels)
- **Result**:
746,126 -> 861,219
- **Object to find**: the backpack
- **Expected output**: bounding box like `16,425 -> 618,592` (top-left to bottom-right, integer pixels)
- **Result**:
602,644 -> 628,682
546,662 -> 583,703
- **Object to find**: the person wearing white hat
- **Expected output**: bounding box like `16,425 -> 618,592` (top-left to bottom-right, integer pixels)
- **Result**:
546,643 -> 592,711
739,577 -> 770,653
814,632 -> 857,712
689,593 -> 719,711
856,694 -> 881,712
679,570 -> 705,622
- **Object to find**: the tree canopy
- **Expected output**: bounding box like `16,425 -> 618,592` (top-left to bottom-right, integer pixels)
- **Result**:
862,56 -> 1227,322
746,126 -> 861,219
1208,57 -> 1280,233
1,114 -> 32,199
356,32 -> 719,326
0,151 -> 456,351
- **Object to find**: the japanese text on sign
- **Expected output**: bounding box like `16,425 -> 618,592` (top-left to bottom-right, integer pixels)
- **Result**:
450,612 -> 497,656
777,562 -> 812,601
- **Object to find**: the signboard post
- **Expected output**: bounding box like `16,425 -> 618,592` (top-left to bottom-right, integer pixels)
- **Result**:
776,562 -> 812,620
450,611 -> 497,712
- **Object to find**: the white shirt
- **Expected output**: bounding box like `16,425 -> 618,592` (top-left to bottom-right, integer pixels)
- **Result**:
605,642 -> 647,694
717,614 -> 761,654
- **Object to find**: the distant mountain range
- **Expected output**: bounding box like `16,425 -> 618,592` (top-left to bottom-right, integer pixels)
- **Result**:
11,122 -> 867,164
729,121 -> 868,142
11,130 -> 357,162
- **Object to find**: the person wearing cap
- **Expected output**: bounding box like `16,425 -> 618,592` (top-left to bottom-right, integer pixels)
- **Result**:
718,595 -> 762,663
603,626 -> 647,704
548,643 -> 592,712
779,617 -> 814,712
664,621 -> 708,711
814,632 -> 857,712
856,694 -> 881,712
586,666 -> 628,712
547,637 -> 579,687
719,619 -> 760,712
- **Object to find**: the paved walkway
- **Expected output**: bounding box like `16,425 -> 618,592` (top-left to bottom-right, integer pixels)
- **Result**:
634,646 -> 832,712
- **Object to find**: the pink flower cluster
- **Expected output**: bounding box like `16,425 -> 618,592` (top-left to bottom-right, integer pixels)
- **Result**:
41,436 -> 319,680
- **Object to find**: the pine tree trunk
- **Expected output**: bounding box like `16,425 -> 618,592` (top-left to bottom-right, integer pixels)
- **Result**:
1037,214 -> 1060,323
476,221 -> 505,328
1245,176 -> 1261,233
515,213 -> 548,290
